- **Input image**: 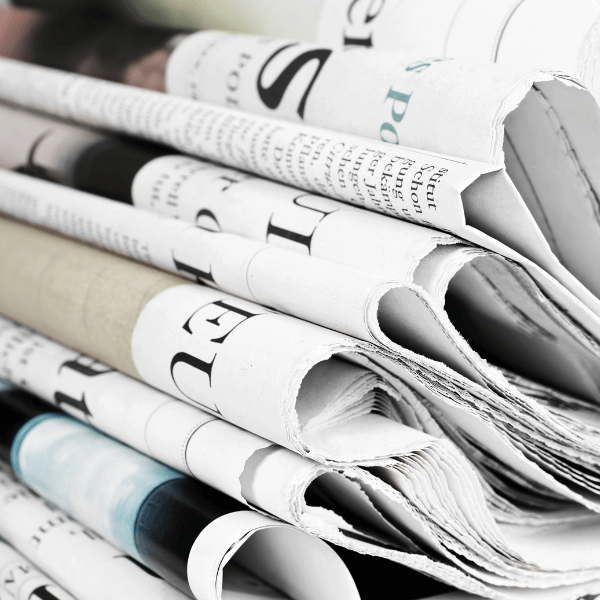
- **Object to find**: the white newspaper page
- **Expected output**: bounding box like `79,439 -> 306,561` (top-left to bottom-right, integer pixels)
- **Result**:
164,30 -> 600,306
0,537 -> 76,600
317,0 -> 600,101
3,328 -> 600,597
5,168 -> 600,494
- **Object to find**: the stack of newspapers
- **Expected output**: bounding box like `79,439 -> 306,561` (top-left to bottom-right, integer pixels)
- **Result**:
0,0 -> 600,599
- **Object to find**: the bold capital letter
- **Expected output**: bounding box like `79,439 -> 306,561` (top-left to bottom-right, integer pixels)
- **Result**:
257,44 -> 332,119
170,352 -> 215,387
54,391 -> 92,417
172,254 -> 215,285
58,356 -> 112,378
343,0 -> 385,46
266,194 -> 337,254
55,356 -> 112,417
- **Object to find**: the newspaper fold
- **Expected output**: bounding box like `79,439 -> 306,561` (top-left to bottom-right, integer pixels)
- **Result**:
2,323 -> 600,598
165,30 -> 600,303
3,58 -> 599,317
2,102 -> 600,402
0,215 -> 599,515
5,167 -> 600,400
1,220 -> 594,586
0,461 -> 190,600
2,374 -> 600,600
168,0 -> 600,104
0,536 -> 76,600
6,167 -> 600,510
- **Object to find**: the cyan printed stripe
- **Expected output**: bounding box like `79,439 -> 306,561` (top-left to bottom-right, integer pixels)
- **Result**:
10,413 -> 184,560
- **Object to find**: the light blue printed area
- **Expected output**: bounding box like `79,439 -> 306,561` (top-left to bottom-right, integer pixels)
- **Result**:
10,413 -> 57,480
11,414 -> 184,560
0,378 -> 15,392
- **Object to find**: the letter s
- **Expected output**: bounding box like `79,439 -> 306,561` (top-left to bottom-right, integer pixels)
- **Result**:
257,43 -> 332,119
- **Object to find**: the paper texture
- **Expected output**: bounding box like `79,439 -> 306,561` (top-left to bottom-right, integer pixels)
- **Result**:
0,462 -> 189,600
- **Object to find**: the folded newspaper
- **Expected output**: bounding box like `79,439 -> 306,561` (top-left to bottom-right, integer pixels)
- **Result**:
164,29 -> 600,305
1,219 -> 600,597
2,57 -> 600,324
3,112 -> 600,515
2,318 -> 600,598
152,0 -> 600,103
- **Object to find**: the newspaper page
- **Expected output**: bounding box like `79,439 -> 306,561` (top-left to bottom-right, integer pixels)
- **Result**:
6,167 -> 600,495
7,166 -> 600,400
3,218 -> 600,530
4,322 -> 600,597
0,462 -> 190,600
4,374 -> 600,597
165,30 -> 600,305
0,334 -> 536,598
0,62 -> 597,322
316,0 -> 600,101
0,404 -> 361,600
1,104 -> 600,396
0,537 -> 76,600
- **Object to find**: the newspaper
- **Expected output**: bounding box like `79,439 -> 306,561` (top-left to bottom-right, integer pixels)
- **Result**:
0,536 -> 76,600
165,30 -> 600,305
0,462 -> 189,600
3,59 -> 600,318
1,105 -> 600,400
315,0 -> 600,101
7,167 -> 600,399
4,215 -> 600,516
2,340 -> 600,599
1,104 -> 600,369
159,0 -> 600,104
6,166 -> 600,500
6,151 -> 600,512
2,404 -> 362,600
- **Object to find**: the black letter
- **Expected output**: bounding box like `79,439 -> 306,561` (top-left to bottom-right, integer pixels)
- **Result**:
257,44 -> 332,119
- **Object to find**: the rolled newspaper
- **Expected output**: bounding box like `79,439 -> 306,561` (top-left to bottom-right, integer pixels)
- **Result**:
0,391 -> 360,600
